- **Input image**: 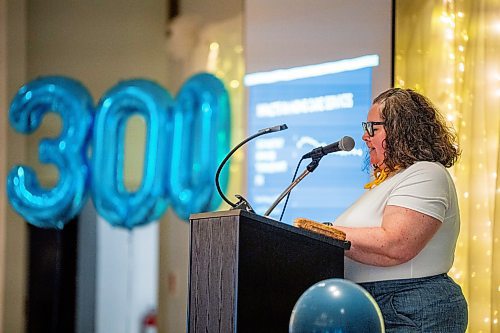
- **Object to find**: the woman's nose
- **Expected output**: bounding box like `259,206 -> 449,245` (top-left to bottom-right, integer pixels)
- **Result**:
362,131 -> 370,142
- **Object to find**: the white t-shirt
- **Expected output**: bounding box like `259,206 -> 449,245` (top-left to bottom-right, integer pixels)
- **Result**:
334,161 -> 460,283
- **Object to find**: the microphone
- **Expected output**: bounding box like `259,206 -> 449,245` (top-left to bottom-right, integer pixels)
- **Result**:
215,124 -> 288,212
302,136 -> 355,159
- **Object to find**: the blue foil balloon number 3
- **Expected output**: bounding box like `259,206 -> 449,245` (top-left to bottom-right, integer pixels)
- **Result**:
7,74 -> 231,229
7,77 -> 94,229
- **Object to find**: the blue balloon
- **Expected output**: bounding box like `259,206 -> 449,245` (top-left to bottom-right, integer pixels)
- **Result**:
169,73 -> 231,220
289,279 -> 385,333
7,76 -> 94,229
92,79 -> 173,229
7,73 -> 232,229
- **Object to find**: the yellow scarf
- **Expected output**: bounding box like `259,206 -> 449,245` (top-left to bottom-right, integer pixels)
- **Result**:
364,168 -> 391,189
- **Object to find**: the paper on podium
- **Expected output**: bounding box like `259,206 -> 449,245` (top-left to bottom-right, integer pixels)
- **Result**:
294,217 -> 346,241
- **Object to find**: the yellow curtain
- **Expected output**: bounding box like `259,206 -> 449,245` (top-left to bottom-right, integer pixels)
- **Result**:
395,0 -> 500,332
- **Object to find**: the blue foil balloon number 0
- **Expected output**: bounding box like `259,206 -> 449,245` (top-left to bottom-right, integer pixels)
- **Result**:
170,73 -> 231,220
92,79 -> 173,229
6,74 -> 231,229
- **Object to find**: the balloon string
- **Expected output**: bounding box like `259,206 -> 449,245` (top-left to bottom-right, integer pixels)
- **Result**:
52,229 -> 62,332
126,231 -> 133,333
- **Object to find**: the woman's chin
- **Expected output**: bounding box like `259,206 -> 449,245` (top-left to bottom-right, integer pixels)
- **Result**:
370,159 -> 385,169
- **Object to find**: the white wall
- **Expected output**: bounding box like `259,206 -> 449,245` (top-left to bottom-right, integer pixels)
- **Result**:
1,0 -> 27,332
181,0 -> 241,22
158,1 -> 244,331
160,1 -> 392,331
26,0 -> 170,185
23,1 -> 244,332
245,0 -> 393,97
3,0 -> 394,332
96,217 -> 159,333
25,1 -> 168,332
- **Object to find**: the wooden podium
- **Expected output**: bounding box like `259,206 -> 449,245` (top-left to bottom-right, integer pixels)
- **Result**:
188,210 -> 350,333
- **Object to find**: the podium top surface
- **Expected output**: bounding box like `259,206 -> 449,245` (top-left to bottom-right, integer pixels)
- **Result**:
190,209 -> 351,250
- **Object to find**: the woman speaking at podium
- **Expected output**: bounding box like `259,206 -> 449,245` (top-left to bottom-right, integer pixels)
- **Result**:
333,88 -> 468,332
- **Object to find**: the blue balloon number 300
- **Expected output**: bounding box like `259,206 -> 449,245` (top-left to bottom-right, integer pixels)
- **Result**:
7,74 -> 231,229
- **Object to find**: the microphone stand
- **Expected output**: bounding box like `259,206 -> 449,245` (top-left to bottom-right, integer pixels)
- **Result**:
264,157 -> 321,217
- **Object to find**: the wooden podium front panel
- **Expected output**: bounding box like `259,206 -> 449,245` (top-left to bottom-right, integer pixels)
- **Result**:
188,210 -> 347,333
237,217 -> 344,332
189,215 -> 239,333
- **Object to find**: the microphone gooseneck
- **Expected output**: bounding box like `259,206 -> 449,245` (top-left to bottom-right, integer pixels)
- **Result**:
215,124 -> 288,211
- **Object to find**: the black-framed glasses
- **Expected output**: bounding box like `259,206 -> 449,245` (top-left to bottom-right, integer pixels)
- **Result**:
362,121 -> 385,137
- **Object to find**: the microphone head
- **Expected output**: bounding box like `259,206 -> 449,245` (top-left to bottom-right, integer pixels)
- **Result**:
339,136 -> 355,151
258,123 -> 288,133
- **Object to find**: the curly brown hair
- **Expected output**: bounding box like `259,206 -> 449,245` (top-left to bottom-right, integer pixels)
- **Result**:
372,88 -> 460,171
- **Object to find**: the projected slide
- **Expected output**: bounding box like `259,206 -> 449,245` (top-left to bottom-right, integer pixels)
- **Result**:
245,55 -> 379,224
